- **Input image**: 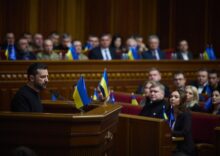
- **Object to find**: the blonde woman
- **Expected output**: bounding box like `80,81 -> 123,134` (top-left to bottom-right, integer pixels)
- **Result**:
184,85 -> 201,112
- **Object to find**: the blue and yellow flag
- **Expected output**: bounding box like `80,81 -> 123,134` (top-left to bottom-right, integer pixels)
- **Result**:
99,69 -> 109,98
66,46 -> 79,60
203,46 -> 216,60
127,47 -> 140,60
131,93 -> 139,106
163,105 -> 168,120
5,45 -> 16,60
83,42 -> 93,52
73,76 -> 91,109
204,97 -> 212,111
109,90 -> 115,104
92,88 -> 99,101
169,105 -> 175,128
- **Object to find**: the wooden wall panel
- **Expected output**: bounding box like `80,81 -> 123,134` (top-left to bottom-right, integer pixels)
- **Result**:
84,0 -> 112,37
0,0 -> 30,40
174,0 -> 207,57
210,0 -> 220,58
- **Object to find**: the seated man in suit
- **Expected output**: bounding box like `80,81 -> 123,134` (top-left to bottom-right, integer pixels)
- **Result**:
84,34 -> 100,50
11,63 -> 49,112
209,70 -> 220,92
16,38 -> 36,60
0,32 -> 17,60
190,68 -> 211,101
89,33 -> 118,60
139,81 -> 168,118
173,71 -> 187,92
176,40 -> 193,60
136,67 -> 170,97
142,35 -> 165,60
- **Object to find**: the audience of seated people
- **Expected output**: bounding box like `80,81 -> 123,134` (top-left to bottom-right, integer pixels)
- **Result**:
0,32 -> 217,61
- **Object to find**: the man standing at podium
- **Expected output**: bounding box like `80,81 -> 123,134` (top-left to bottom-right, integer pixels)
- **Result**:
11,63 -> 49,112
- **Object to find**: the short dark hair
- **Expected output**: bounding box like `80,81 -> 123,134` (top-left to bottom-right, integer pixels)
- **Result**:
209,69 -> 219,77
173,71 -> 185,78
149,67 -> 160,73
197,68 -> 209,73
100,33 -> 111,39
27,63 -> 48,79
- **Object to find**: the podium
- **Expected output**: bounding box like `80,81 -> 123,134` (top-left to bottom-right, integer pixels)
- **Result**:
0,102 -> 121,156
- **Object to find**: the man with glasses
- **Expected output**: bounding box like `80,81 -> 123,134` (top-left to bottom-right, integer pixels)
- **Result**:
173,71 -> 187,92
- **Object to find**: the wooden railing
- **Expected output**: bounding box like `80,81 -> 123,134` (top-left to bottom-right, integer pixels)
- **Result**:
0,60 -> 219,110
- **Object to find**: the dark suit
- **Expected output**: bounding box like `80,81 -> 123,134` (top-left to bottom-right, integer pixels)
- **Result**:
172,111 -> 195,156
142,49 -> 166,60
176,52 -> 193,60
139,98 -> 168,119
89,47 -> 118,60
190,81 -> 211,94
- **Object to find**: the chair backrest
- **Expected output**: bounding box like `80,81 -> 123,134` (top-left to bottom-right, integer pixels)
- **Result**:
114,92 -> 144,104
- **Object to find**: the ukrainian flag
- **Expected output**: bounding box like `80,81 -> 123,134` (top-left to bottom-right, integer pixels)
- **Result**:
128,47 -> 139,60
99,70 -> 109,98
5,45 -> 16,60
203,46 -> 216,60
66,46 -> 79,60
109,90 -> 115,104
92,88 -> 99,101
169,105 -> 175,128
131,93 -> 139,106
163,105 -> 168,120
83,42 -> 93,52
73,76 -> 91,109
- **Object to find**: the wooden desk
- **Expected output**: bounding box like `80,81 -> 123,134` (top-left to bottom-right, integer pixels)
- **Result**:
0,103 -> 121,156
114,113 -> 172,156
1,60 -> 219,110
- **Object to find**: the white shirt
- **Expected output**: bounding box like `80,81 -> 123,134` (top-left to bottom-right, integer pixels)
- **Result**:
101,48 -> 112,60
198,82 -> 208,94
181,52 -> 189,60
152,50 -> 160,60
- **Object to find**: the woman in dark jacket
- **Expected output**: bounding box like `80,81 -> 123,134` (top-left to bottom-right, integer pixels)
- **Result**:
169,90 -> 195,156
